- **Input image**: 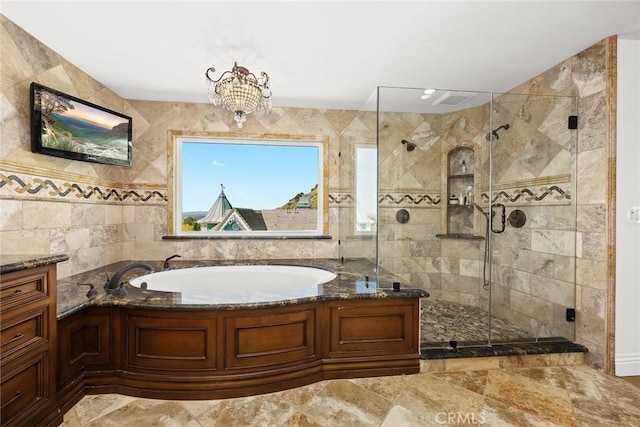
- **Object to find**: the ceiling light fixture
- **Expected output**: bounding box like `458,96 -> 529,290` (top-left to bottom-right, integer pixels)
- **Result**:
205,62 -> 272,128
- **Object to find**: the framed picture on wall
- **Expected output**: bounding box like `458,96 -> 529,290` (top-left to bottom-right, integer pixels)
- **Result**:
30,82 -> 132,166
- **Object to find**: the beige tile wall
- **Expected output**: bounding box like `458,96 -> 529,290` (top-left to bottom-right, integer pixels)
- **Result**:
0,15 -> 616,369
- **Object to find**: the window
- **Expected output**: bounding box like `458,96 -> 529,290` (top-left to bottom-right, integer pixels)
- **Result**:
355,145 -> 377,233
169,132 -> 327,237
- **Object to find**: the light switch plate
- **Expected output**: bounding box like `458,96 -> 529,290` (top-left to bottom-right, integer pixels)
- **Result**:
629,207 -> 640,223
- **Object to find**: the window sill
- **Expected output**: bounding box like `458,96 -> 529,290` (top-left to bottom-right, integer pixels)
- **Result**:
162,235 -> 333,240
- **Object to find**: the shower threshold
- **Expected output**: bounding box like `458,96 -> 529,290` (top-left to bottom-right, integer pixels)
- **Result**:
420,300 -> 587,360
420,337 -> 588,360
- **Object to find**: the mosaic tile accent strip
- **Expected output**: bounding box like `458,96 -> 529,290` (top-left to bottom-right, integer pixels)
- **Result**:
480,183 -> 571,206
0,172 -> 167,205
328,193 -> 353,205
329,192 -> 442,208
378,193 -> 442,207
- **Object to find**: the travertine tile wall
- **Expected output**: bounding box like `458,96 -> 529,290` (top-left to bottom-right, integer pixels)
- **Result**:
0,15 -> 615,369
0,15 -> 353,276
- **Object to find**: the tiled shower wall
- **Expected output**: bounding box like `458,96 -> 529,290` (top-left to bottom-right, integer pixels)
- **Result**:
0,15 -> 615,369
348,92 -> 575,341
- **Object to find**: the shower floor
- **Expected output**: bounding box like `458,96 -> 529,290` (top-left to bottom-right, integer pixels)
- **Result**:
420,300 -> 535,348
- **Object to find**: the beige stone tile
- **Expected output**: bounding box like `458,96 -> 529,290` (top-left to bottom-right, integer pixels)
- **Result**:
72,394 -> 137,425
348,374 -> 411,401
420,359 -> 446,372
280,412 -> 322,427
197,394 -> 296,427
431,369 -> 489,394
22,200 -> 72,229
170,399 -> 223,418
499,354 -> 551,369
296,379 -> 394,427
445,356 -> 500,371
274,380 -> 329,407
395,372 -> 486,422
548,352 -> 584,366
59,408 -> 82,427
576,148 -> 607,205
0,199 -> 21,231
379,405 -> 431,427
0,229 -> 50,254
84,400 -> 199,427
481,397 -> 562,427
531,229 -> 575,257
485,368 -> 576,426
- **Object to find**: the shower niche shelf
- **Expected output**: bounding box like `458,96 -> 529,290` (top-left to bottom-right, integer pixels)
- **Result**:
443,147 -> 476,237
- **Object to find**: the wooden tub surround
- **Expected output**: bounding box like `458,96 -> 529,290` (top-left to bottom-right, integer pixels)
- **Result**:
0,257 -> 427,427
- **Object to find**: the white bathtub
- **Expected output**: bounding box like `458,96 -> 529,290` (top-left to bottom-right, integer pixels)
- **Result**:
128,265 -> 337,304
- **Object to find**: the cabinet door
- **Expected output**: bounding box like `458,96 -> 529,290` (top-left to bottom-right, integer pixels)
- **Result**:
58,310 -> 113,387
125,312 -> 217,372
0,351 -> 50,427
328,299 -> 418,357
223,308 -> 316,369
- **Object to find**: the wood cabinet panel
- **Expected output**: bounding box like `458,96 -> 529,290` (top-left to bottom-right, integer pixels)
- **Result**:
0,267 -> 50,314
0,351 -> 49,427
56,297 -> 420,402
329,299 -> 418,356
0,264 -> 57,427
224,308 -> 316,369
58,310 -> 113,387
125,313 -> 217,371
0,306 -> 48,361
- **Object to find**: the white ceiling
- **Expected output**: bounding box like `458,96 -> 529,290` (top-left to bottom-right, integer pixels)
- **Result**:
2,1 -> 639,112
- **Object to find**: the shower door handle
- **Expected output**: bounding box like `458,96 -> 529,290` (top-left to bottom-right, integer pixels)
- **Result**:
491,203 -> 506,233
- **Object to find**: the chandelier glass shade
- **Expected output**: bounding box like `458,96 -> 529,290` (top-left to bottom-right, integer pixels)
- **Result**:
205,62 -> 271,128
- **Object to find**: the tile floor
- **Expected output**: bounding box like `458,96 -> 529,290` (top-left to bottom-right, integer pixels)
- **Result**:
60,363 -> 640,427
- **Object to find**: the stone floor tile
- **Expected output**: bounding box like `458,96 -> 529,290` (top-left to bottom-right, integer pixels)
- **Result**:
296,379 -> 394,427
196,393 -> 296,427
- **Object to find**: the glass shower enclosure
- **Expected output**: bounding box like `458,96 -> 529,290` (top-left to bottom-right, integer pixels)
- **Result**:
340,86 -> 578,351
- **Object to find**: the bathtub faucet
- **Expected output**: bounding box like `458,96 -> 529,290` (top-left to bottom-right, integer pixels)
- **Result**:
163,254 -> 182,270
106,263 -> 154,295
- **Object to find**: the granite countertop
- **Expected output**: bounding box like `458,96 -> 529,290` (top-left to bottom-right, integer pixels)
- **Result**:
55,258 -> 429,320
0,254 -> 70,274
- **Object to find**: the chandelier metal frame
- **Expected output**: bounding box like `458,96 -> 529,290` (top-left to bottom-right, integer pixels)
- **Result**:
205,62 -> 271,128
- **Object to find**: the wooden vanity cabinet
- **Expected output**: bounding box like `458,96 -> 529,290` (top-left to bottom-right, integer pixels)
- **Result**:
55,298 -> 421,401
0,265 -> 60,427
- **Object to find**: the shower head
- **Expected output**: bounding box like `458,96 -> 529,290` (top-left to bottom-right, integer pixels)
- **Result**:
401,139 -> 416,152
485,124 -> 510,141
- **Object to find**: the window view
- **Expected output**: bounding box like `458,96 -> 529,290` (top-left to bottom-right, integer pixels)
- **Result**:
355,145 -> 377,232
176,137 -> 323,235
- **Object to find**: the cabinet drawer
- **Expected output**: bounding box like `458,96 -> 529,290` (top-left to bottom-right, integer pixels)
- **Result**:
0,268 -> 50,313
1,307 -> 48,361
1,352 -> 49,426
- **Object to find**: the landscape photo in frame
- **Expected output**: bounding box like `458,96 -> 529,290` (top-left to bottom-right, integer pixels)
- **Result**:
31,82 -> 132,166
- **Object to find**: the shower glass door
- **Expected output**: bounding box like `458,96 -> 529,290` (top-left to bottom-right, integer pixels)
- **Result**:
375,86 -> 578,350
376,86 -> 495,349
487,92 -> 577,345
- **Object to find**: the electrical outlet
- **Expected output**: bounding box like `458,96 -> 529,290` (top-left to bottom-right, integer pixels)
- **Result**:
629,207 -> 640,223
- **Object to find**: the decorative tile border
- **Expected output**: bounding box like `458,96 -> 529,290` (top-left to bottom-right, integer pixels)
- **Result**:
328,193 -> 353,205
480,183 -> 572,206
378,193 -> 442,207
0,171 -> 167,205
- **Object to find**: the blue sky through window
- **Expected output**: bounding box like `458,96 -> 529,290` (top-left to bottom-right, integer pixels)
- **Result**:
181,141 -> 319,212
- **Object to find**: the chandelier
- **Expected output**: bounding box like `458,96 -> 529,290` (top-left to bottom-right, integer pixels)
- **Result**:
205,62 -> 271,128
